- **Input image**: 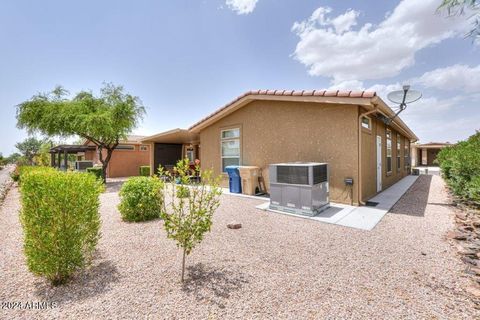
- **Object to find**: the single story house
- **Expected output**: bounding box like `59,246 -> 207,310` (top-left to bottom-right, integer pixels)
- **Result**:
50,135 -> 150,178
141,90 -> 418,206
410,142 -> 452,167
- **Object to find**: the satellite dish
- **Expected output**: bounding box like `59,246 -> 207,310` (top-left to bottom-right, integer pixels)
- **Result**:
387,85 -> 422,104
384,85 -> 422,125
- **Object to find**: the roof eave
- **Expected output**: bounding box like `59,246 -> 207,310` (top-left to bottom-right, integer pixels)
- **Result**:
189,94 -> 374,133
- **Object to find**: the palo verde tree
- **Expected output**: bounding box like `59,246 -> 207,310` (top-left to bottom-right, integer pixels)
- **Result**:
16,84 -> 145,182
438,0 -> 480,40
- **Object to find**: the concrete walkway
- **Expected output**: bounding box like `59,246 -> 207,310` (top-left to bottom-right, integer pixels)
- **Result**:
256,175 -> 419,231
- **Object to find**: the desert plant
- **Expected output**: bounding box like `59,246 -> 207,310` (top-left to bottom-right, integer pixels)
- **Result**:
20,168 -> 102,285
139,166 -> 150,176
118,176 -> 164,222
86,167 -> 103,181
160,159 -> 222,282
437,131 -> 480,206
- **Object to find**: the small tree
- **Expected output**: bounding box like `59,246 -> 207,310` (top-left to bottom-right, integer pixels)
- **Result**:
16,83 -> 145,183
15,137 -> 45,165
160,159 -> 222,282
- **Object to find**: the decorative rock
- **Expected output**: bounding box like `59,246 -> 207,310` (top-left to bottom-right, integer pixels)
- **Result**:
447,231 -> 467,240
227,223 -> 242,229
473,220 -> 480,228
456,212 -> 468,221
466,285 -> 480,298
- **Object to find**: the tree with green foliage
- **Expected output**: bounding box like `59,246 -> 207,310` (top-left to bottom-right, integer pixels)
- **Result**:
5,153 -> 23,165
160,159 -> 222,282
438,0 -> 480,40
15,137 -> 45,165
16,83 -> 145,183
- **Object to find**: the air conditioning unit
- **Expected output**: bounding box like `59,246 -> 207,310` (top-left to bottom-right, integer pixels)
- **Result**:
269,162 -> 329,216
75,161 -> 94,171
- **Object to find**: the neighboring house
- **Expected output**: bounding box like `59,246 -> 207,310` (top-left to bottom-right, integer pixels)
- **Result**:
142,90 -> 418,206
50,135 -> 150,178
410,142 -> 452,167
84,135 -> 150,178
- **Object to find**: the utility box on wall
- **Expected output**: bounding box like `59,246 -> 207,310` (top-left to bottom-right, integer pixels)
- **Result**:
269,162 -> 329,216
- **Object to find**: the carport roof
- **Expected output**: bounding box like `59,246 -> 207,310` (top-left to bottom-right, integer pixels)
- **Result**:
140,128 -> 199,144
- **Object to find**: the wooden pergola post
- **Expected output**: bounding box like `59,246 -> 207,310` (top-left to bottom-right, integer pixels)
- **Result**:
63,150 -> 68,170
57,151 -> 61,169
50,152 -> 55,167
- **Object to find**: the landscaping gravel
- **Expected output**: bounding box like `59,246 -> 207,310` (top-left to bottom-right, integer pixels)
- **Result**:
1,175 -> 479,319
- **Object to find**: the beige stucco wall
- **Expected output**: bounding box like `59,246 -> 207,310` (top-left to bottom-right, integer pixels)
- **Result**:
85,143 -> 150,178
198,100 -> 360,205
361,115 -> 410,201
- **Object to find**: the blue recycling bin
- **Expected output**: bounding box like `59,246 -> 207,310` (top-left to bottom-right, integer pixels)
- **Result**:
225,165 -> 242,193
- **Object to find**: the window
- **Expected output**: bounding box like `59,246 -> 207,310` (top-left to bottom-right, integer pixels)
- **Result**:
221,128 -> 240,172
386,129 -> 392,174
140,145 -> 148,151
396,133 -> 401,171
361,116 -> 371,130
115,144 -> 135,151
405,138 -> 410,169
186,149 -> 195,162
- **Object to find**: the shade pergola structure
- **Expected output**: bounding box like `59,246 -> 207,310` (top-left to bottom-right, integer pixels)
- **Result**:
49,145 -> 96,170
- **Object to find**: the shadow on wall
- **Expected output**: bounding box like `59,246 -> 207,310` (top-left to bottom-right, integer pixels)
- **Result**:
182,263 -> 249,309
34,254 -> 119,306
389,175 -> 434,217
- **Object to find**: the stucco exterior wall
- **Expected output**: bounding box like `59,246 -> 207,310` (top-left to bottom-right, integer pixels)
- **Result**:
361,114 -> 377,201
85,143 -> 150,178
198,100 -> 360,205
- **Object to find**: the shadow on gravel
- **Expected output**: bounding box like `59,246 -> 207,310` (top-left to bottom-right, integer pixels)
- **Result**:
105,181 -> 124,193
33,258 -> 120,305
390,175 -> 433,217
182,263 -> 249,308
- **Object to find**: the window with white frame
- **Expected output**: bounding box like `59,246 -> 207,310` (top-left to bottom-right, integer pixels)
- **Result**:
386,129 -> 392,174
221,128 -> 240,172
115,144 -> 135,151
186,149 -> 195,162
405,138 -> 410,169
396,133 -> 401,171
361,116 -> 371,130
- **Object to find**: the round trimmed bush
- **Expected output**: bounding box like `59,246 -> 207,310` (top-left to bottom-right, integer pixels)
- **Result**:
118,177 -> 164,222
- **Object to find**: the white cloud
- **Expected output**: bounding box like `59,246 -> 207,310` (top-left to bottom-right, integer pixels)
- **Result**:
226,0 -> 259,15
291,0 -> 468,83
412,64 -> 480,93
328,79 -> 365,91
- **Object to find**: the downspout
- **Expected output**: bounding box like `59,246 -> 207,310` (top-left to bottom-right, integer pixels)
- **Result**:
358,104 -> 378,206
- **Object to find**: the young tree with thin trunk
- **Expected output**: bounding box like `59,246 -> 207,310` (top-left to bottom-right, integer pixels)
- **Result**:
160,159 -> 222,282
16,84 -> 145,183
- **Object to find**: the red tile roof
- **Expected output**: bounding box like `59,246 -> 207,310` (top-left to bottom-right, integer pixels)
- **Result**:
189,89 -> 376,130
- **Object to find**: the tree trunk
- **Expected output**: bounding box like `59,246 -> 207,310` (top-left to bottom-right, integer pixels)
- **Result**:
181,247 -> 186,282
98,145 -> 116,184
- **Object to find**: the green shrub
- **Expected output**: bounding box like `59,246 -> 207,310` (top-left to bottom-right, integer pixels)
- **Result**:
437,131 -> 480,206
139,166 -> 150,176
118,176 -> 164,222
11,165 -> 45,183
86,167 -> 103,180
20,169 -> 102,285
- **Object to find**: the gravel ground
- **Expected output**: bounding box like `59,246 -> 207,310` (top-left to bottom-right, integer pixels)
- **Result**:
1,175 -> 478,319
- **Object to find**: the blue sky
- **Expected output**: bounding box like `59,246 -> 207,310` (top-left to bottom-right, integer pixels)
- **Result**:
0,0 -> 478,155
